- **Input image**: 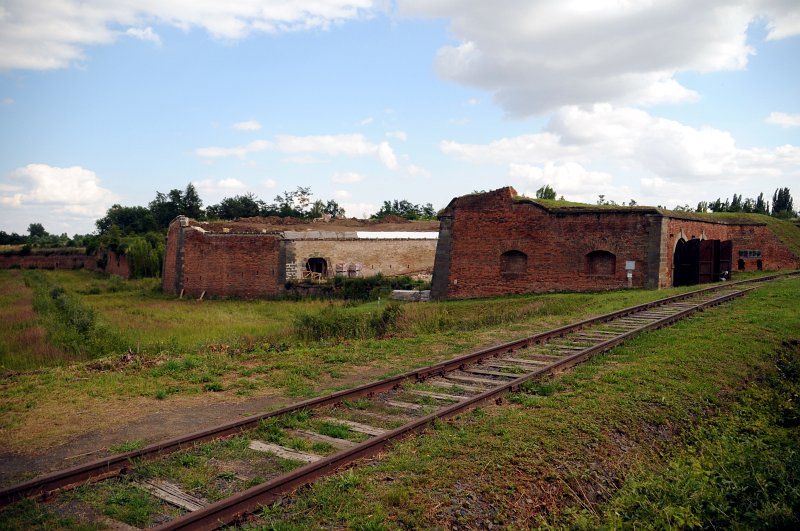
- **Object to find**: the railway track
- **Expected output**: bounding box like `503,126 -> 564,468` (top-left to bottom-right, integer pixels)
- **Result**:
1,272 -> 796,529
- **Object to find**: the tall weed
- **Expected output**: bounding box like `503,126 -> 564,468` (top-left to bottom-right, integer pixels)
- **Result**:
294,303 -> 403,341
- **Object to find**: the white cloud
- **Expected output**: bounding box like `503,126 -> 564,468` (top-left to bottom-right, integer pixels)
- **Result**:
332,171 -> 366,183
441,104 -> 800,204
399,0 -> 800,116
386,130 -> 407,141
466,98 -> 479,106
277,134 -> 399,170
263,178 -> 277,189
195,139 -> 272,158
1,98 -> 14,106
232,120 -> 262,131
1,164 -> 118,218
192,178 -> 247,202
377,141 -> 398,170
340,202 -> 378,218
356,117 -> 374,126
407,164 -> 431,178
125,27 -> 161,46
0,0 -> 379,71
766,112 -> 800,128
333,189 -> 351,199
510,161 -> 626,203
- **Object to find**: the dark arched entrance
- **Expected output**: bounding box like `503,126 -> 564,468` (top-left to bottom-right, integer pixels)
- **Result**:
673,239 -> 699,286
305,257 -> 328,277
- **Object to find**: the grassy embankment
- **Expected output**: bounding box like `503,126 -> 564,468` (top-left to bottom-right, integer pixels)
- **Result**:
1,268 -> 727,455
232,275 -> 800,529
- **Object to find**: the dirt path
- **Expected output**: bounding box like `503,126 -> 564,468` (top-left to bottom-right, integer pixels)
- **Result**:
0,392 -> 289,488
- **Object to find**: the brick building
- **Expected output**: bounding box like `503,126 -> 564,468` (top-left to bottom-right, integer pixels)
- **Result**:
431,187 -> 799,299
162,216 -> 438,298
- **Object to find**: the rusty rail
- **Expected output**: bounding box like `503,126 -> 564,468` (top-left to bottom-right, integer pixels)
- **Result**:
0,272 -> 795,511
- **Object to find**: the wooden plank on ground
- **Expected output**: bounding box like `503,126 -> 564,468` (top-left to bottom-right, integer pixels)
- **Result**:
465,367 -> 521,378
287,429 -> 357,449
426,379 -> 486,393
384,399 -> 423,411
502,356 -> 549,366
137,479 -> 207,512
444,374 -> 499,387
248,440 -> 322,463
318,418 -> 387,436
406,389 -> 464,401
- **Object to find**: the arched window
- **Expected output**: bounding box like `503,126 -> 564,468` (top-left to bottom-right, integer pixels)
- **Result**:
305,257 -> 328,277
500,250 -> 527,278
586,250 -> 616,276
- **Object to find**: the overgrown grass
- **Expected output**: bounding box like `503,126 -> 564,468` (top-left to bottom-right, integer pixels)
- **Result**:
587,339 -> 800,529
243,276 -> 800,529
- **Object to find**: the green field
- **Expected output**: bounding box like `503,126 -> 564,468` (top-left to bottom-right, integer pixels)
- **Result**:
0,269 -> 797,529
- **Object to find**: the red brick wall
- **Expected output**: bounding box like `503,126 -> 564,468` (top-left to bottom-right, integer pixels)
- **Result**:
433,188 -> 662,299
0,251 -> 129,277
162,219 -> 181,293
665,218 -> 798,281
432,188 -> 800,299
178,228 -> 282,298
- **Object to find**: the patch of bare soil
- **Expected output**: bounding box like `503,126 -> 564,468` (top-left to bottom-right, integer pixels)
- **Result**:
0,392 -> 287,488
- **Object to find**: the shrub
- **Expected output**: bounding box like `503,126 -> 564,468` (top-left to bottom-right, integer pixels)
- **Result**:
294,303 -> 403,341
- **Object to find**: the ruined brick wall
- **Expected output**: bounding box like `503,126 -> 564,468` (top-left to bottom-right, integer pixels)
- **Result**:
0,251 -> 129,277
175,228 -> 282,298
0,254 -> 95,270
432,188 -> 663,299
162,218 -> 182,293
664,217 -> 799,284
285,238 -> 437,280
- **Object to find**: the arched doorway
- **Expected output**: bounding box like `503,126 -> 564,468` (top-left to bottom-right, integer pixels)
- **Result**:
673,238 -> 700,286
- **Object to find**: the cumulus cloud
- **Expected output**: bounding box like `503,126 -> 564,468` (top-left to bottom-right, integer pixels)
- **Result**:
766,112 -> 800,128
386,131 -> 407,141
332,171 -> 366,183
340,201 -> 378,218
0,164 -> 117,218
398,0 -> 800,116
125,27 -> 161,46
407,164 -> 431,178
192,178 -> 247,202
195,139 -> 272,158
232,120 -> 262,131
0,0 -> 378,70
263,178 -> 277,189
276,134 -> 399,170
441,104 -> 800,204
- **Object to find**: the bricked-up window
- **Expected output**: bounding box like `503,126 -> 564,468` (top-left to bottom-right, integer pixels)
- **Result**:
586,250 -> 616,276
500,250 -> 527,278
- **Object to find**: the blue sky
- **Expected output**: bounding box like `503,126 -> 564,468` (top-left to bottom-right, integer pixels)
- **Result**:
1,0 -> 799,235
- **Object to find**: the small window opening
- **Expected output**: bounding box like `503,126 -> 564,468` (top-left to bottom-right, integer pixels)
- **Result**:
501,250 -> 527,279
757,259 -> 763,271
737,258 -> 745,271
586,250 -> 616,276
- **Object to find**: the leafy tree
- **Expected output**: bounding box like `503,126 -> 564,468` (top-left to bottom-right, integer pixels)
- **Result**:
535,185 -> 557,200
96,205 -> 158,235
206,193 -> 265,220
772,188 -> 795,218
308,199 -> 346,219
126,236 -> 163,278
371,200 -> 436,220
27,223 -> 48,238
754,192 -> 769,215
149,183 -> 205,228
182,183 -> 204,219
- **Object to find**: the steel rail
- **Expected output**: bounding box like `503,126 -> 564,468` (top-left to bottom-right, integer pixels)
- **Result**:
0,271 -> 795,507
156,287 -> 754,530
